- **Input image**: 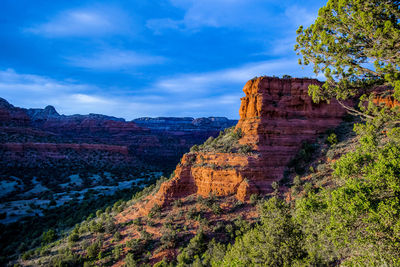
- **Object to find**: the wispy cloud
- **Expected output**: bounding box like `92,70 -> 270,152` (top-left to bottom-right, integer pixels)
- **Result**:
153,58 -> 315,93
147,0 -> 279,33
65,49 -> 167,70
25,6 -> 133,37
0,69 -> 242,118
70,94 -> 111,105
0,69 -> 91,93
147,0 -> 319,37
0,58 -> 317,119
0,68 -> 110,111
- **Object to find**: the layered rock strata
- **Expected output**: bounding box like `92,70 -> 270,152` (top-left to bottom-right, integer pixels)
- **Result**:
0,98 -> 236,172
144,77 -> 348,209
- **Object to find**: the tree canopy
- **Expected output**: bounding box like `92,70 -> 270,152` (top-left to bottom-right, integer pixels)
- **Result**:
295,0 -> 400,107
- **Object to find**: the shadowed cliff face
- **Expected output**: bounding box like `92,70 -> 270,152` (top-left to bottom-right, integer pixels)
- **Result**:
143,77 -> 348,211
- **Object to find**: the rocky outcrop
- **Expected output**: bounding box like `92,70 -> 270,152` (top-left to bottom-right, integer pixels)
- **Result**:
26,105 -> 60,120
373,95 -> 400,109
0,98 -> 30,127
144,77 -> 348,210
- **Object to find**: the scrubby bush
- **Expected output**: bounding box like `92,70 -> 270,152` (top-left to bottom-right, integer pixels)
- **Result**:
211,203 -> 222,215
68,232 -> 79,243
326,133 -> 338,145
160,230 -> 178,249
124,253 -> 137,267
86,241 -> 101,259
173,199 -> 183,208
113,231 -> 122,242
148,204 -> 162,218
186,207 -> 198,220
223,197 -> 305,265
249,194 -> 259,205
104,219 -> 117,234
112,245 -> 122,260
196,127 -> 245,153
177,231 -> 207,265
126,239 -> 144,256
41,229 -> 57,245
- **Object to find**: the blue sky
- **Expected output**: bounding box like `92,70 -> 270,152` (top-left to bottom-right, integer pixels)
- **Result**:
0,0 -> 326,119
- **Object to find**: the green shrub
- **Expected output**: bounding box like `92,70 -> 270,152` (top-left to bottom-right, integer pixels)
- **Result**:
21,250 -> 34,260
177,231 -> 207,265
223,197 -> 305,266
197,127 -> 244,153
41,229 -> 57,245
173,199 -> 183,208
211,203 -> 222,215
86,241 -> 101,259
124,253 -> 137,267
249,194 -> 259,205
148,204 -> 162,218
237,144 -> 253,154
186,207 -> 198,220
126,239 -> 144,256
113,245 -> 122,260
326,133 -> 338,145
68,232 -> 80,243
104,219 -> 116,234
190,145 -> 200,152
160,230 -> 177,249
113,231 -> 122,241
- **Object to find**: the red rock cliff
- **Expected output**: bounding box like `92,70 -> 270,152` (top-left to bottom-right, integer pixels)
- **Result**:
143,77 -> 347,210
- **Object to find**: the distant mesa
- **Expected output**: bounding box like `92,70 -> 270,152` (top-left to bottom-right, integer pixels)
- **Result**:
0,96 -> 236,174
133,117 -> 237,132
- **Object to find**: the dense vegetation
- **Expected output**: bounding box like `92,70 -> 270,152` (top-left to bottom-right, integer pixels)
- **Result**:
296,0 -> 400,107
190,127 -> 253,154
217,122 -> 400,266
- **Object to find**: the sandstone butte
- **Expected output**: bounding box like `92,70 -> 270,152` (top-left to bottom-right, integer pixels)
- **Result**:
141,76 -> 348,212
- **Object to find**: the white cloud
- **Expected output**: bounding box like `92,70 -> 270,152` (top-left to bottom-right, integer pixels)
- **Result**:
0,68 -> 241,119
70,94 -> 111,104
0,69 -> 112,112
0,59 -> 319,120
0,69 -> 90,93
65,49 -> 166,70
153,58 -> 316,93
25,6 -> 133,37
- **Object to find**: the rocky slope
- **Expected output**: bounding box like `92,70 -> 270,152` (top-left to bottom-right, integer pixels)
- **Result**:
144,77 -> 348,210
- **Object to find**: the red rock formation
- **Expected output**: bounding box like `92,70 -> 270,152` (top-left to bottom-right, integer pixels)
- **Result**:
373,95 -> 400,109
144,77 -> 347,210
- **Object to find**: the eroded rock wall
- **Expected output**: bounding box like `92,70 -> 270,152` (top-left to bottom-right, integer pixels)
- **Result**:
144,77 -> 347,210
